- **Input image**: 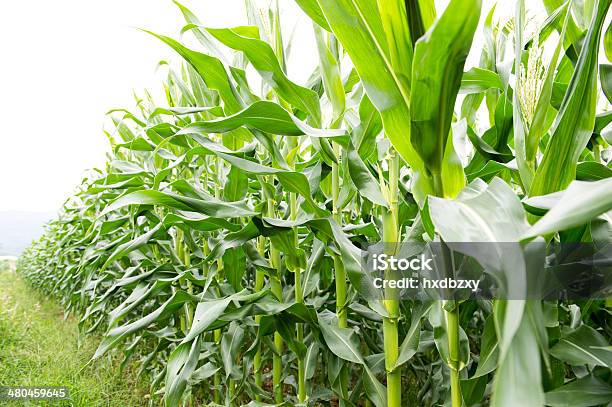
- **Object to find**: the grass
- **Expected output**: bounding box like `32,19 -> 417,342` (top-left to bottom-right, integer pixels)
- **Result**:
0,268 -> 152,407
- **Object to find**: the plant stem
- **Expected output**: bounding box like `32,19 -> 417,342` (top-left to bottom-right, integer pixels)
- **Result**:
254,236 -> 265,400
290,192 -> 307,403
383,312 -> 401,406
294,262 -> 306,403
286,132 -> 305,402
228,377 -> 236,406
268,197 -> 284,404
434,172 -> 462,407
383,149 -> 401,407
214,328 -> 222,404
447,304 -> 462,407
332,144 -> 348,328
174,227 -> 194,333
593,143 -> 602,163
272,332 -> 283,403
331,142 -> 350,404
213,155 -> 223,405
333,257 -> 348,328
443,261 -> 461,407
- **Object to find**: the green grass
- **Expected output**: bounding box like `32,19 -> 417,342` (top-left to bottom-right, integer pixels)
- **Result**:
0,269 -> 151,407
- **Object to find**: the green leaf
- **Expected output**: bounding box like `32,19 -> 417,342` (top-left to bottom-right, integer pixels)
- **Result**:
224,167 -> 248,202
545,375 -> 612,407
410,0 -> 481,175
327,219 -> 382,301
394,301 -> 431,368
353,93 -> 382,160
190,362 -> 220,383
550,325 -> 612,367
491,315 -> 544,407
318,312 -> 364,364
530,1 -> 612,195
362,363 -> 387,407
116,137 -> 155,152
223,246 -> 246,291
460,67 -> 503,94
315,0 -> 431,197
600,64 -> 612,103
149,106 -> 224,118
576,161 -> 612,180
101,190 -> 256,218
314,24 -> 345,118
274,316 -> 307,359
346,142 -> 387,207
461,376 -> 488,407
523,178 -> 612,239
294,0 -> 331,31
376,0 -> 413,92
180,100 -> 300,135
145,31 -> 243,114
429,178 -> 530,355
472,315 -> 499,378
429,178 -> 530,242
206,27 -> 321,122
178,101 -> 344,139
302,239 -> 326,298
172,1 -> 228,62
221,322 -> 245,379
440,123 -> 466,199
605,18 -> 612,61
165,337 -> 201,407
94,291 -> 194,359
202,150 -> 325,216
205,221 -> 262,262
184,298 -> 233,343
101,223 -> 163,270
304,342 -> 320,380
162,212 -> 240,233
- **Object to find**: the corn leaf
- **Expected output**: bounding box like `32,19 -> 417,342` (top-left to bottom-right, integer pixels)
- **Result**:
530,0 -> 612,196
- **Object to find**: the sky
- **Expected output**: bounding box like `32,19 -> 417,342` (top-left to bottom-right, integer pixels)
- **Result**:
0,0 -> 299,213
0,0 -> 506,214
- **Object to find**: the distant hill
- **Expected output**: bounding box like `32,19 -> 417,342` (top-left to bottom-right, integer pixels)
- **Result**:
0,211 -> 55,256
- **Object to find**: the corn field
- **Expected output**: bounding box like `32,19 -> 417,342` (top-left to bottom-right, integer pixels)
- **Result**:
17,0 -> 612,406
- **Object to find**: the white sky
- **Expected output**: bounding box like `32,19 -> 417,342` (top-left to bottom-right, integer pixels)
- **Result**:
0,1 -> 254,212
0,0 -> 507,213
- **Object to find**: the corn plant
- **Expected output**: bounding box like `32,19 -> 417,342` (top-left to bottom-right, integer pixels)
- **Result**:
18,1 -> 612,406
